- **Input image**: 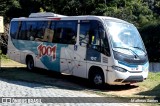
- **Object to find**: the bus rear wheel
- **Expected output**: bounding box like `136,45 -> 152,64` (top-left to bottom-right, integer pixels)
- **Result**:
26,56 -> 34,71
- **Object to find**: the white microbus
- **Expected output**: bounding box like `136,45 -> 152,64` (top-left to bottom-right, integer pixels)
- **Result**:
8,12 -> 149,87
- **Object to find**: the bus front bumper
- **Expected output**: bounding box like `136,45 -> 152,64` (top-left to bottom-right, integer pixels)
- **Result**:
105,69 -> 148,85
122,75 -> 143,83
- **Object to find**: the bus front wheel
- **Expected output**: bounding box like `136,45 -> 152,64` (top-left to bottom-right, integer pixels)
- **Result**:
89,70 -> 104,88
26,56 -> 34,71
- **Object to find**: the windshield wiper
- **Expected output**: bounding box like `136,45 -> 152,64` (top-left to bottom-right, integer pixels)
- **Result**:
132,47 -> 146,54
113,47 -> 140,58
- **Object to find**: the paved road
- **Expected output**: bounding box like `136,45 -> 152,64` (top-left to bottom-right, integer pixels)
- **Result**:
0,66 -> 143,106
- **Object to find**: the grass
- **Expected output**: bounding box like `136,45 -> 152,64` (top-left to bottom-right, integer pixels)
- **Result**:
0,53 -> 25,66
0,53 -> 10,62
137,72 -> 160,97
139,72 -> 160,90
137,73 -> 160,106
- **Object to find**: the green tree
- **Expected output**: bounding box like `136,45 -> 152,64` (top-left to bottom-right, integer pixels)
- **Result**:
42,0 -> 106,15
105,0 -> 154,27
0,0 -> 13,23
6,0 -> 22,20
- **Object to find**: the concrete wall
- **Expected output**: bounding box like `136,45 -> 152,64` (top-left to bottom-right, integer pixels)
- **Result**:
149,63 -> 160,72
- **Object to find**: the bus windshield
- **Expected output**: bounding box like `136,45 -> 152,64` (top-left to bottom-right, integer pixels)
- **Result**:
105,21 -> 146,55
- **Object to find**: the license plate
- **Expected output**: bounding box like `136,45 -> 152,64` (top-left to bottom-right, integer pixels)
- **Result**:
131,67 -> 138,71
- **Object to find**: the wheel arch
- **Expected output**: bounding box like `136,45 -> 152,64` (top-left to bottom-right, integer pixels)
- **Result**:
88,66 -> 104,80
26,55 -> 34,64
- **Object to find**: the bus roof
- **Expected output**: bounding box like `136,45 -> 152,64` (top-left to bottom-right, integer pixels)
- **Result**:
29,12 -> 67,18
11,12 -> 129,24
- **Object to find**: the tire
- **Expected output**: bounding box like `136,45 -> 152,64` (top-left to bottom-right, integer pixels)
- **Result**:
26,56 -> 34,71
90,71 -> 104,88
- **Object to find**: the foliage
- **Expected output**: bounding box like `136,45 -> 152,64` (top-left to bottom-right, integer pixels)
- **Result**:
0,0 -> 13,23
0,0 -> 159,26
140,21 -> 160,62
138,72 -> 160,97
0,23 -> 9,54
1,0 -> 160,62
105,0 -> 155,27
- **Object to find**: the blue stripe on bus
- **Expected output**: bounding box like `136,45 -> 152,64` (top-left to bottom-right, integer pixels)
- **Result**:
12,39 -> 68,72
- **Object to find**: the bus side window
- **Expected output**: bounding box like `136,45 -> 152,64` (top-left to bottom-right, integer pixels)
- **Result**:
10,21 -> 19,39
43,28 -> 54,42
50,21 -> 55,42
63,28 -> 76,44
19,21 -> 38,40
99,28 -> 110,56
86,20 -> 101,51
26,21 -> 37,41
34,21 -> 48,42
27,25 -> 33,40
42,21 -> 54,42
26,21 -> 36,40
54,28 -> 62,43
79,22 -> 90,46
54,21 -> 77,44
79,20 -> 110,56
18,21 -> 27,40
89,29 -> 101,51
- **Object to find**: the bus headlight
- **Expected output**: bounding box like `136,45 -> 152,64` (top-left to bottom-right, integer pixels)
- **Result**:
144,67 -> 148,72
112,66 -> 127,72
143,62 -> 149,72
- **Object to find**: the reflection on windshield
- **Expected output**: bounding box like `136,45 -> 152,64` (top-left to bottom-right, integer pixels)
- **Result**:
105,21 -> 146,55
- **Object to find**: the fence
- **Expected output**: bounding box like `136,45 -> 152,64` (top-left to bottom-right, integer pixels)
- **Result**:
149,63 -> 160,72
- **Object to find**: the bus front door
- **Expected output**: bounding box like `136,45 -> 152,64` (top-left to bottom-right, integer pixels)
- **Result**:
72,45 -> 87,78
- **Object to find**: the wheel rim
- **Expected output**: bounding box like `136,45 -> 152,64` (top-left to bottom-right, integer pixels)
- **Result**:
94,74 -> 103,85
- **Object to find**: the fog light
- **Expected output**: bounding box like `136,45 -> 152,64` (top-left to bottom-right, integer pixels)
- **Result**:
114,79 -> 123,82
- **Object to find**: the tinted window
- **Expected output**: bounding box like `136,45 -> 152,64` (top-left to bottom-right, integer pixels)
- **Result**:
79,20 -> 110,56
25,21 -> 37,40
50,21 -> 55,29
79,21 -> 91,46
10,21 -> 19,39
10,20 -> 77,44
18,21 -> 27,40
16,21 -> 48,41
54,21 -> 77,44
79,20 -> 99,46
36,21 -> 48,38
41,21 -> 55,43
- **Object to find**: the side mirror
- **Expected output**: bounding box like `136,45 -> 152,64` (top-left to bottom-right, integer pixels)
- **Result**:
102,47 -> 110,56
